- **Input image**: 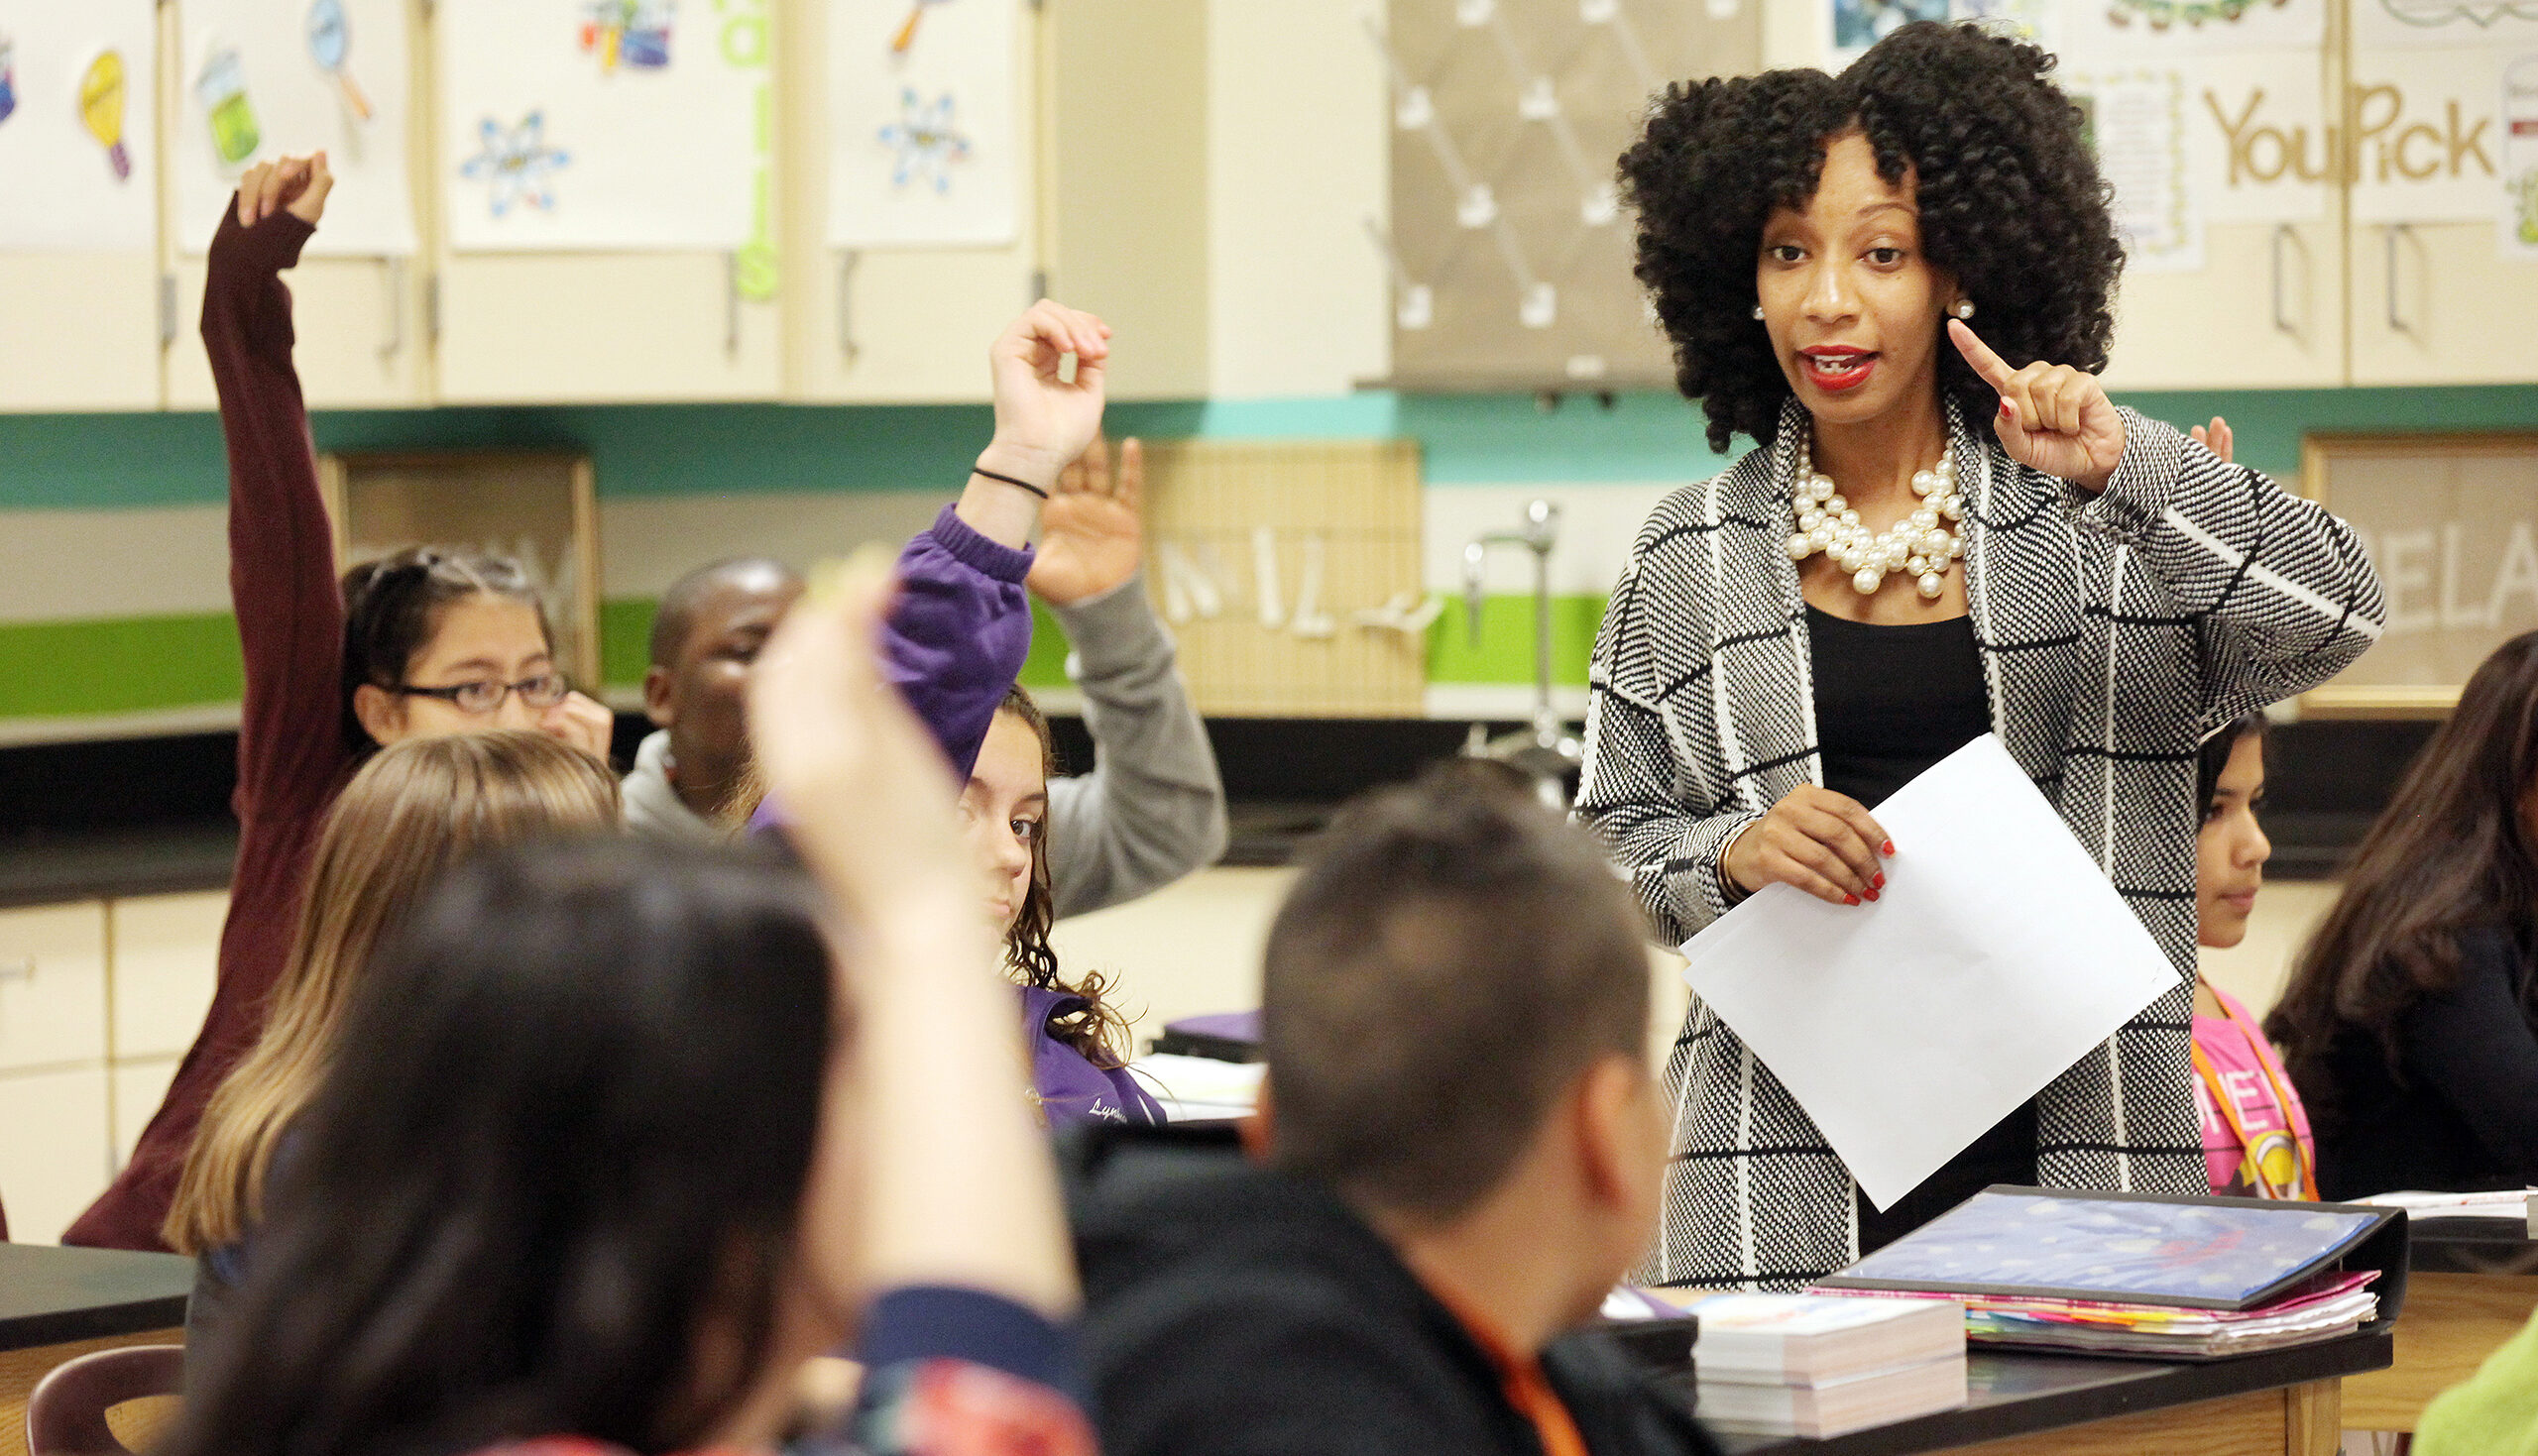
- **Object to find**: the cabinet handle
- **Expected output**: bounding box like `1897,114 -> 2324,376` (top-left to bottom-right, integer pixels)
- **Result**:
2269,225 -> 2295,338
380,258 -> 405,362
838,251 -> 862,365
725,253 -> 743,357
0,957 -> 33,983
2386,223 -> 2416,335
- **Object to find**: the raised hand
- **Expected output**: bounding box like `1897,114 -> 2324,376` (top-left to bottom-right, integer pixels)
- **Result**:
1028,434 -> 1145,607
2189,416 -> 2234,465
973,300 -> 1111,494
235,151 -> 334,229
1723,784 -> 1894,908
747,548 -> 969,912
1948,319 -> 2125,495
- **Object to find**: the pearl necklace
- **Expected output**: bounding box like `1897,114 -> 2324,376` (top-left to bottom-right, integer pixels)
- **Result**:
1784,438 -> 1966,598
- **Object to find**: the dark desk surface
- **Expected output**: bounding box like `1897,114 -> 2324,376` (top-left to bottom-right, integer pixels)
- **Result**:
0,1244 -> 192,1351
1710,1330 -> 2392,1456
2410,1216 -> 2538,1276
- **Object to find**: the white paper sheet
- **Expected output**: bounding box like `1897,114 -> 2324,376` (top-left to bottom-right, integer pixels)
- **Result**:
0,0 -> 158,253
2067,66 -> 2206,272
1678,735 -> 2177,1210
173,0 -> 417,258
438,0 -> 769,253
827,0 -> 1020,248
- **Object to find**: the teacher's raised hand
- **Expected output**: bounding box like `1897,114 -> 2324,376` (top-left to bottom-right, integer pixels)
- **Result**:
1724,784 -> 1894,908
1948,319 -> 2124,496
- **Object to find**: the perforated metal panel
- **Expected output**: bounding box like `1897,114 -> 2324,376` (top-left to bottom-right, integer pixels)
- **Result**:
1374,0 -> 1760,391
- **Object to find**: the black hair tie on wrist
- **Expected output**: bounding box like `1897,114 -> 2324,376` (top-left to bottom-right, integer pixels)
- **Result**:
971,467 -> 1050,500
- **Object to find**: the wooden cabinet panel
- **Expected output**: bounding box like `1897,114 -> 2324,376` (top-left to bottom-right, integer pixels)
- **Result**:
0,1066 -> 111,1245
433,254 -> 783,403
2349,221 -> 2538,385
0,257 -> 164,412
778,0 -> 1039,402
2104,221 -> 2348,391
166,256 -> 429,409
108,892 -> 226,1062
0,903 -> 108,1072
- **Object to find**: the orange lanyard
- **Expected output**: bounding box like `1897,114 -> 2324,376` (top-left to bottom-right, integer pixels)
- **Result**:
2192,989 -> 2318,1201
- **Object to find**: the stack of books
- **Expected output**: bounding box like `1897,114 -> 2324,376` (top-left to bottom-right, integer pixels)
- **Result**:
1687,1292 -> 1967,1439
1815,1187 -> 2404,1360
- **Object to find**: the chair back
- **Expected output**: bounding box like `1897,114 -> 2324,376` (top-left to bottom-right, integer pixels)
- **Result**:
24,1345 -> 184,1456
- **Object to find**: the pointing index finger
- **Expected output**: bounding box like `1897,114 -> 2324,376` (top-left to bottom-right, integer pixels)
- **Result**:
1947,318 -> 2016,392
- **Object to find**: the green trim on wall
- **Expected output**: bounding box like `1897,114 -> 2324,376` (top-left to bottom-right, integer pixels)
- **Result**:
0,613 -> 243,718
8,384 -> 2531,510
596,595 -> 1076,695
1427,594 -> 1605,686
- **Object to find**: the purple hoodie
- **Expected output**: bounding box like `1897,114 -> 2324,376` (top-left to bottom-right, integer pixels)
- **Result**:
761,503 -> 1157,1124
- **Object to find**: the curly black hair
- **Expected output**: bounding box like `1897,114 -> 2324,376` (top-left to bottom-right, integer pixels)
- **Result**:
1618,22 -> 2124,454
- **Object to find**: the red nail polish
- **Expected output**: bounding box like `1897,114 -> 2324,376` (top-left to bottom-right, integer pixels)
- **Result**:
1883,840 -> 1897,855
2000,399 -> 2015,417
1873,872 -> 1886,889
1866,889 -> 1880,902
1844,894 -> 1861,906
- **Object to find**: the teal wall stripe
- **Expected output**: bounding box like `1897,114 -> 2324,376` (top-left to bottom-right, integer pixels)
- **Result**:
4,384 -> 2529,510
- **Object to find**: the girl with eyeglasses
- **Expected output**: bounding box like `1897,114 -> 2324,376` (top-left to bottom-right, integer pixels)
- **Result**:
65,155 -> 612,1251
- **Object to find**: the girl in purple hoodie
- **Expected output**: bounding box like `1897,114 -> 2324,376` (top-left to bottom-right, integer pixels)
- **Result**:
763,299 -> 1159,1125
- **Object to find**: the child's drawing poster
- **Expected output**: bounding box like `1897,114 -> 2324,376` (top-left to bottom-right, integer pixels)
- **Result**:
0,0 -> 158,252
828,0 -> 1020,249
440,0 -> 765,252
175,0 -> 417,258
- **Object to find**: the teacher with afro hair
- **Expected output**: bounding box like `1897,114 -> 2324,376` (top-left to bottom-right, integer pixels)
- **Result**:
1577,22 -> 2384,1289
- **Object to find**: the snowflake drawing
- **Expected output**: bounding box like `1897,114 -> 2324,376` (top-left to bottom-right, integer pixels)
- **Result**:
461,112 -> 571,217
878,88 -> 972,193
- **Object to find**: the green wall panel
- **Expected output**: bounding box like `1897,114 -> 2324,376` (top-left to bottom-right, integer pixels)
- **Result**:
0,613 -> 244,718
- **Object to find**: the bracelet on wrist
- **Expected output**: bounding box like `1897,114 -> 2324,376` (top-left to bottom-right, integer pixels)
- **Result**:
971,466 -> 1050,500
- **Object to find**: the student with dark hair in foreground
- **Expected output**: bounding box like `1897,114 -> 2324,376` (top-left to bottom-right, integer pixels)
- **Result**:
1071,763 -> 1721,1456
162,564 -> 1093,1456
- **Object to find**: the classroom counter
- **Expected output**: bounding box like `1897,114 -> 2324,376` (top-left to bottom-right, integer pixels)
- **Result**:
2341,1214 -> 2538,1433
0,1244 -> 192,1456
1711,1331 -> 2389,1456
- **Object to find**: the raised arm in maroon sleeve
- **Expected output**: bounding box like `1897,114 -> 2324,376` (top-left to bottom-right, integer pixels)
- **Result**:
63,206 -> 356,1250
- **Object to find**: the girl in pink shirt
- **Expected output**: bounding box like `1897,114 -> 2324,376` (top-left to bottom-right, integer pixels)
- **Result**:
2192,716 -> 2319,1199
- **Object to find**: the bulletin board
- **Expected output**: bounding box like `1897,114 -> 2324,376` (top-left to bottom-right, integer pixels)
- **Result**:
1137,440 -> 1427,718
2301,433 -> 2538,717
317,451 -> 603,689
0,0 -> 159,252
1378,0 -> 1761,392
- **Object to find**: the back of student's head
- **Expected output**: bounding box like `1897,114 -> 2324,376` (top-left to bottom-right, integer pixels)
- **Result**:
1262,761 -> 1650,1221
167,731 -> 622,1256
2270,628 -> 2538,1119
341,547 -> 553,752
165,835 -> 834,1456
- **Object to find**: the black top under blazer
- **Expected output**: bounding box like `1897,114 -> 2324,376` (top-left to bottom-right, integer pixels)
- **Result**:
1578,401 -> 2385,1290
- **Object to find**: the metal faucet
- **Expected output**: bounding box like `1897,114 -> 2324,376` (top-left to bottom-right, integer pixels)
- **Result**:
1460,500 -> 1582,799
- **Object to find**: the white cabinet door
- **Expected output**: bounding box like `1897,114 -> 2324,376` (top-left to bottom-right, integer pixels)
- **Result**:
433,254 -> 784,403
112,1058 -> 182,1172
2349,221 -> 2538,385
166,256 -> 431,409
0,1065 -> 112,1245
780,0 -> 1040,402
2103,220 -> 2349,390
109,892 -> 227,1062
0,902 -> 109,1072
0,257 -> 164,412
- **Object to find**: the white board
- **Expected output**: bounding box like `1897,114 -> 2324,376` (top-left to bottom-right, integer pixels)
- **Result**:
0,0 -> 158,252
826,0 -> 1021,249
439,0 -> 768,253
174,0 -> 417,258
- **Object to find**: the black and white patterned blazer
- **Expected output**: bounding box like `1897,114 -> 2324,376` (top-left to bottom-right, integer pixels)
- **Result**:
1577,401 -> 2384,1289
